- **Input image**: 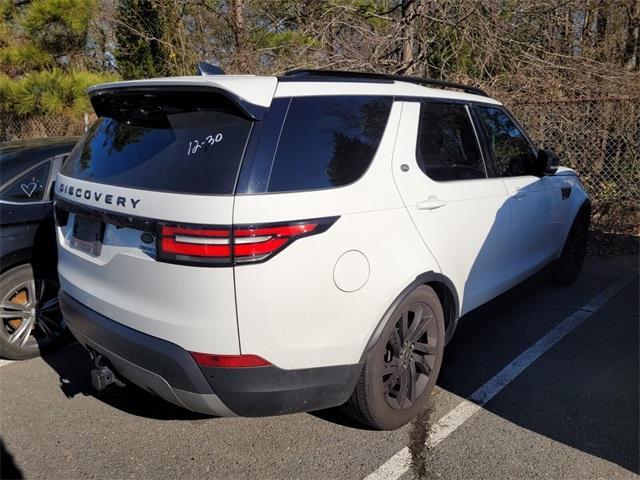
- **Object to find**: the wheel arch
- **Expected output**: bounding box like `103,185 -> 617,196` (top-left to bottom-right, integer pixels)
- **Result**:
560,197 -> 592,252
0,248 -> 33,275
0,220 -> 55,277
427,277 -> 459,344
578,198 -> 592,219
361,271 -> 460,359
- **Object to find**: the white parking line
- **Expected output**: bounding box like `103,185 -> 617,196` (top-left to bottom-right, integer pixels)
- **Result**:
364,275 -> 634,480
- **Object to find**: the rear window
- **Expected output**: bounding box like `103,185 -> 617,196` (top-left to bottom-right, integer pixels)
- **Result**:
266,95 -> 393,192
417,102 -> 485,181
62,91 -> 253,195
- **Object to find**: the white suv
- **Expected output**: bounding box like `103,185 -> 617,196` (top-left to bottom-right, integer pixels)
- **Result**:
55,70 -> 589,430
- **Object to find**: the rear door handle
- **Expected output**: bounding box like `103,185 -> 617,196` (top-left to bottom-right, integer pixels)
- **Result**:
416,197 -> 446,210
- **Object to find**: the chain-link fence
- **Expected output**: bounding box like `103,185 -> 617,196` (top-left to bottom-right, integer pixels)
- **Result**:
1,113 -> 89,141
2,97 -> 639,232
511,97 -> 639,233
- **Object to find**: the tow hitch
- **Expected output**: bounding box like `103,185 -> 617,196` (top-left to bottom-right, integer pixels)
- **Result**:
88,350 -> 125,391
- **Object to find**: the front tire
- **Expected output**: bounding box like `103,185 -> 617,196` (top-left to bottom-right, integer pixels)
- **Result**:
0,264 -> 67,360
342,285 -> 445,430
548,204 -> 590,286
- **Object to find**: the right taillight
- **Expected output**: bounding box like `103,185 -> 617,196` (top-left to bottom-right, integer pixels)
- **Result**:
157,217 -> 338,266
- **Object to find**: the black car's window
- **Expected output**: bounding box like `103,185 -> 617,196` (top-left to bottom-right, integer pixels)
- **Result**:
475,106 -> 536,177
0,162 -> 51,202
266,95 -> 393,192
61,92 -> 253,194
416,102 -> 486,181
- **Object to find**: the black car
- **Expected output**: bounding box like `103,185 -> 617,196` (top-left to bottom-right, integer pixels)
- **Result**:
0,137 -> 79,359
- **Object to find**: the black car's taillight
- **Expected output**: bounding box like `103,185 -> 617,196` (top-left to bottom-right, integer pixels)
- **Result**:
53,203 -> 69,227
157,217 -> 338,267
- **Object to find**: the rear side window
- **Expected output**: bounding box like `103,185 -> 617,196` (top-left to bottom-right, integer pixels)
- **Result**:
475,106 -> 536,177
416,102 -> 486,181
266,96 -> 393,192
61,92 -> 253,194
0,162 -> 51,202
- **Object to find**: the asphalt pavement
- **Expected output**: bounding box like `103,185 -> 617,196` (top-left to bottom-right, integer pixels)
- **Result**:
0,254 -> 637,480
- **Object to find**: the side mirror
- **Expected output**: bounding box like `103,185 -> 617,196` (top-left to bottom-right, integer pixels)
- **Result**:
536,149 -> 560,176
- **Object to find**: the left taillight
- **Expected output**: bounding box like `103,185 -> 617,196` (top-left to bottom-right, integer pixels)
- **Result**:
157,225 -> 232,266
157,216 -> 338,267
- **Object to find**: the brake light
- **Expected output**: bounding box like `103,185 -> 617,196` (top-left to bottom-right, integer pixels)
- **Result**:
233,223 -> 318,263
157,217 -> 338,266
160,226 -> 230,257
157,225 -> 232,266
190,352 -> 271,368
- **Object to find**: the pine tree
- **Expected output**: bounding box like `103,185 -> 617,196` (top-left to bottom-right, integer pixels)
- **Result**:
0,0 -> 117,117
114,0 -> 167,79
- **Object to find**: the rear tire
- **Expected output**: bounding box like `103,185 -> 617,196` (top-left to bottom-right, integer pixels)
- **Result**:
342,285 -> 445,430
547,204 -> 590,286
0,264 -> 67,360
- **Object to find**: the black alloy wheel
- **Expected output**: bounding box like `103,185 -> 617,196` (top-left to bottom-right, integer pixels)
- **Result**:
382,302 -> 438,410
342,285 -> 445,430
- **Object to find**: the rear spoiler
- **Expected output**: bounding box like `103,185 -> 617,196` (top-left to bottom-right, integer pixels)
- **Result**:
88,76 -> 278,121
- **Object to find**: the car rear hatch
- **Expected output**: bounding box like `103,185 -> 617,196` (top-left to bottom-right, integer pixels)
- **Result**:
55,76 -> 276,355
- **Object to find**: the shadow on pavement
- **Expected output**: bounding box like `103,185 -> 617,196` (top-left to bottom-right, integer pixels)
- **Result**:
439,271 -> 639,475
38,258 -> 639,476
309,406 -> 376,430
1,438 -> 23,480
586,230 -> 639,256
44,342 -> 377,429
40,343 -> 210,421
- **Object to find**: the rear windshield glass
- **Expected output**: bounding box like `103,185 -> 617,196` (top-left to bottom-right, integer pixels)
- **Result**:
62,91 -> 253,195
266,95 -> 393,192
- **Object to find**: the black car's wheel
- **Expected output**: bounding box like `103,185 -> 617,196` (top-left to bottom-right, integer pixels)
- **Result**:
0,264 -> 67,360
342,285 -> 445,430
547,204 -> 590,286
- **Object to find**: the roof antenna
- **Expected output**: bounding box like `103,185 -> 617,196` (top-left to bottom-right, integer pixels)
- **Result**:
197,62 -> 225,76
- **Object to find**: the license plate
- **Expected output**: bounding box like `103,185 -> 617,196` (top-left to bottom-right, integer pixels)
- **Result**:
70,215 -> 104,256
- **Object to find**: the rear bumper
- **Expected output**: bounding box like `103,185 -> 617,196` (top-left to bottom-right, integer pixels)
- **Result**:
59,290 -> 361,416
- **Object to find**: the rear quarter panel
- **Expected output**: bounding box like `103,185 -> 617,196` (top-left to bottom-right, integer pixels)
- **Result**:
233,102 -> 441,369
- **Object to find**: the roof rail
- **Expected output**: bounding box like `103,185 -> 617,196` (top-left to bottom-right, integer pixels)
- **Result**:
282,69 -> 488,97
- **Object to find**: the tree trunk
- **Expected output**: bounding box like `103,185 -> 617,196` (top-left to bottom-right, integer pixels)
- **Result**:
231,0 -> 249,72
625,0 -> 640,70
400,0 -> 416,74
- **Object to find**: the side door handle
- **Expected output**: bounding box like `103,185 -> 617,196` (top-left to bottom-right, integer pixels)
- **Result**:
416,196 -> 446,210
